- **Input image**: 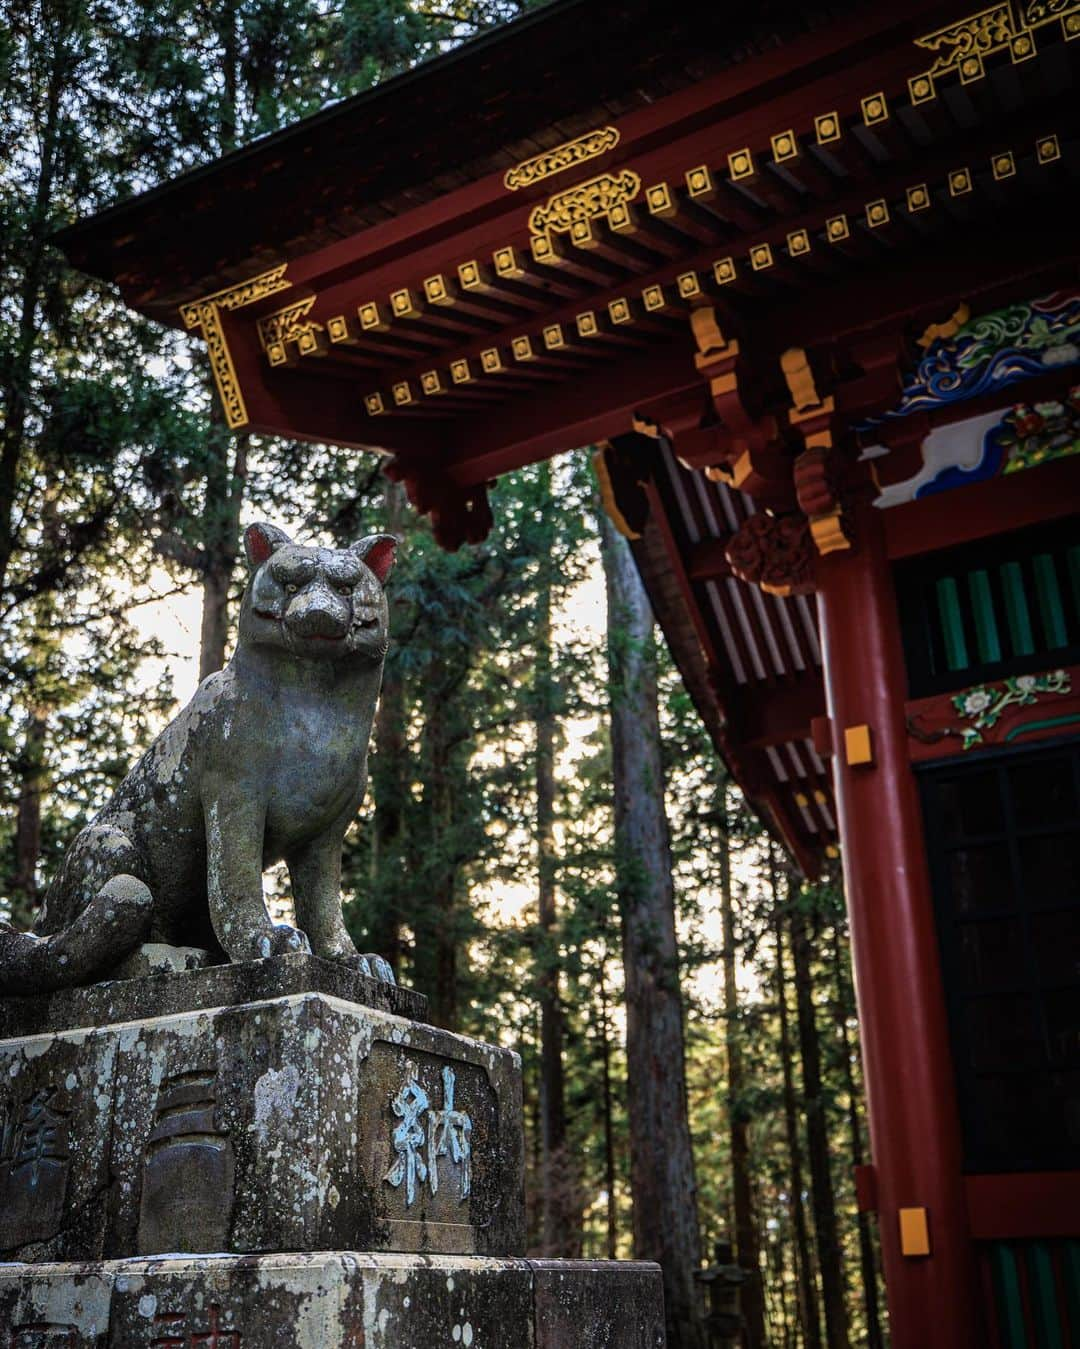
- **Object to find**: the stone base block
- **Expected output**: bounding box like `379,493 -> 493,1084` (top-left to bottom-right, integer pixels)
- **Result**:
0,983 -> 522,1261
0,1252 -> 666,1346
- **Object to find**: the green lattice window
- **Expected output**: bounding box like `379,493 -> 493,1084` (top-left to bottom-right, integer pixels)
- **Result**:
897,516 -> 1080,698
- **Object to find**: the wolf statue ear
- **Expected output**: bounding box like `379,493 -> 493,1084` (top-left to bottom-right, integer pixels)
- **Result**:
244,522 -> 293,569
351,534 -> 398,586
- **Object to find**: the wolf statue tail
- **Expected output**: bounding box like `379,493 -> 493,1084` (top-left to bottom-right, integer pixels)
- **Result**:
0,875 -> 153,996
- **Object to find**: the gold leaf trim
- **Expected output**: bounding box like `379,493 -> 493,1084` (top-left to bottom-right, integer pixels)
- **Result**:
178,265 -> 291,430
504,126 -> 620,191
528,169 -> 642,241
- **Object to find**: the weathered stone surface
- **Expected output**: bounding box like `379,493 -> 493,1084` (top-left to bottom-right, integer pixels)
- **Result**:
0,1262 -> 112,1345
0,990 -> 521,1262
0,953 -> 426,1039
0,1252 -> 667,1346
532,1259 -> 667,1347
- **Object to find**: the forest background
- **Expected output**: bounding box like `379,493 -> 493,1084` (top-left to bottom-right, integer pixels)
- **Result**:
1,1 -> 886,1345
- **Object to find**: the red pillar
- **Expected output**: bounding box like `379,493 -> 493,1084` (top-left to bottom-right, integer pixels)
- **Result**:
815,499 -> 979,1348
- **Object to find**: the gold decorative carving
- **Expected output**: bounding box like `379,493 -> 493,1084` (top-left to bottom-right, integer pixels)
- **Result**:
256,297 -> 322,367
917,302 -> 971,350
911,0 -> 1080,95
528,169 -> 642,244
504,126 -> 619,191
178,264 -> 291,430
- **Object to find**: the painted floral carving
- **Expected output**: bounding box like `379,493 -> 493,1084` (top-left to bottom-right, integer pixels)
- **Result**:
860,288 -> 1080,429
724,512 -> 814,596
951,669 -> 1071,749
995,386 -> 1080,474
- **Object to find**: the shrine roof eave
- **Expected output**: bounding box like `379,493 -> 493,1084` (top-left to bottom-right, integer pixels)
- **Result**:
54,0 -> 858,311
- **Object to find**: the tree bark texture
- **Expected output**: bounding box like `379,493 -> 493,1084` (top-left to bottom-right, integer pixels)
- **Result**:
717,789 -> 767,1348
198,428 -> 248,679
773,871 -> 822,1349
535,470 -> 576,1256
830,921 -> 885,1349
599,510 -> 706,1349
789,875 -> 851,1349
369,478 -> 407,970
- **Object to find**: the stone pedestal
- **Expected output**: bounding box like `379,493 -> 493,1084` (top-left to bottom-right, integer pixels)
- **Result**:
0,957 -> 666,1345
0,1253 -> 666,1346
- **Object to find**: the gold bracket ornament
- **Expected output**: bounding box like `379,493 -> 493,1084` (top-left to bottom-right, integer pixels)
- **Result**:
911,0 -> 1080,99
528,169 -> 641,245
256,297 -> 324,367
179,264 -> 292,429
505,126 -> 620,191
782,347 -> 851,556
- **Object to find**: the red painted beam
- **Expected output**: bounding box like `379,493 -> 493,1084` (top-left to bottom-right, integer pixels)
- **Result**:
816,500 -> 979,1347
735,673 -> 827,750
883,455 -> 1080,561
966,1172 -> 1080,1241
427,335 -> 702,484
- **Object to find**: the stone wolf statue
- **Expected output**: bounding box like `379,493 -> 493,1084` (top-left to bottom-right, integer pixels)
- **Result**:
0,522 -> 398,995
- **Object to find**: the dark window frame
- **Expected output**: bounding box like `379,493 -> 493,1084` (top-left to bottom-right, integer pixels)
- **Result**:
918,736 -> 1080,1174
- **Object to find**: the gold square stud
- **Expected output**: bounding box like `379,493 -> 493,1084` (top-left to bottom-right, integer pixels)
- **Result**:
826,214 -> 850,242
844,724 -> 874,767
906,183 -> 930,212
459,260 -> 482,289
749,243 -> 773,271
570,218 -> 594,248
532,233 -> 563,265
1010,31 -> 1036,60
899,1207 -> 931,1258
713,257 -> 736,285
647,182 -> 675,216
481,347 -> 504,372
787,229 -> 811,256
609,297 -> 633,325
861,93 -> 888,125
1036,134 -> 1061,164
420,370 -> 444,395
728,148 -> 755,180
392,381 -> 414,406
1065,12 -> 1080,38
866,199 -> 889,227
390,288 -> 419,318
992,151 -> 1016,180
296,328 -> 326,358
815,112 -> 841,144
577,311 -> 599,337
423,274 -> 452,305
677,271 -> 702,298
609,201 -> 635,233
908,73 -> 935,104
512,335 -> 535,360
543,324 -> 565,350
771,130 -> 798,162
364,392 -> 385,416
959,52 -> 984,83
642,283 -> 667,311
450,358 -> 472,384
686,165 -> 715,198
327,315 -> 350,343
266,341 -> 289,367
358,301 -> 388,331
494,246 -> 524,278
948,167 -> 972,196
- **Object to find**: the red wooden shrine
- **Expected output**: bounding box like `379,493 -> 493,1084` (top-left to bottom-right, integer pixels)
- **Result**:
59,2 -> 1080,1344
